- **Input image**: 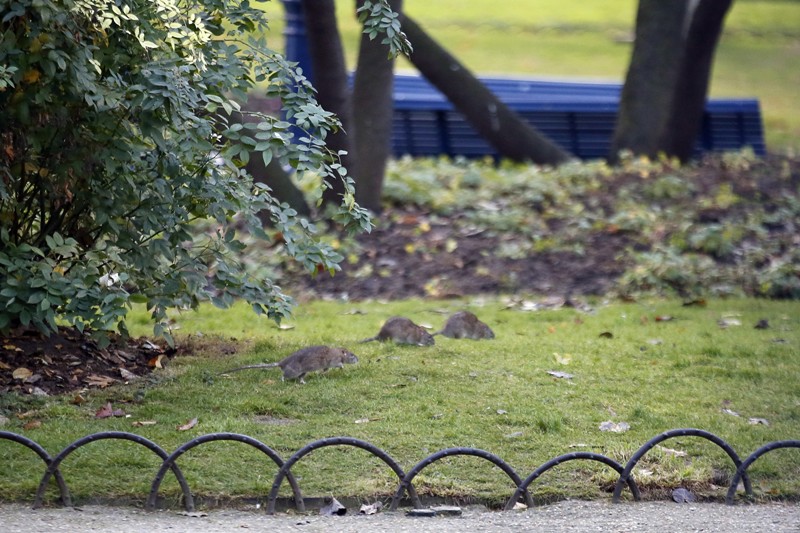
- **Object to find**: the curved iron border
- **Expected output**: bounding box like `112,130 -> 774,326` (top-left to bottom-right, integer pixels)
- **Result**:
389,447 -> 534,511
504,451 -> 640,510
31,431 -> 194,511
0,429 -> 795,510
0,431 -> 71,506
726,440 -> 800,505
146,432 -> 304,512
266,436 -> 421,514
612,428 -> 752,503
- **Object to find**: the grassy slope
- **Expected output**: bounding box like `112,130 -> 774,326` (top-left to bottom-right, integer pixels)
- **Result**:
2,298 -> 798,506
258,0 -> 799,153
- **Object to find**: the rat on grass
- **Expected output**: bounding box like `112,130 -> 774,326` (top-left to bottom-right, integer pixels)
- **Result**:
434,311 -> 495,340
219,346 -> 358,384
359,316 -> 435,346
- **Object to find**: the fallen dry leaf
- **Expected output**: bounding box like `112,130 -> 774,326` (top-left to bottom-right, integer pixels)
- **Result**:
658,445 -> 688,457
654,315 -> 673,322
672,487 -> 696,503
599,421 -> 630,433
23,420 -> 42,430
71,394 -> 86,405
320,496 -> 347,516
95,402 -> 126,419
547,370 -> 574,379
748,417 -> 770,426
132,420 -> 158,427
359,502 -> 383,515
718,318 -> 742,328
148,354 -> 166,369
119,368 -> 138,381
177,417 -> 198,431
12,367 -> 33,380
85,374 -> 116,388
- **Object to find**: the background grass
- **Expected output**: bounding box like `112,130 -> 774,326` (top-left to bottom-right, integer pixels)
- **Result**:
258,0 -> 800,153
2,297 -> 798,506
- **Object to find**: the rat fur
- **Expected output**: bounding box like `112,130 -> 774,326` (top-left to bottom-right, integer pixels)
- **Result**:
359,316 -> 435,346
433,311 -> 495,340
220,345 -> 358,383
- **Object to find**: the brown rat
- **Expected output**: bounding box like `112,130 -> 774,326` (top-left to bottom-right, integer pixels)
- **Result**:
433,311 -> 495,340
219,345 -> 358,383
359,316 -> 435,346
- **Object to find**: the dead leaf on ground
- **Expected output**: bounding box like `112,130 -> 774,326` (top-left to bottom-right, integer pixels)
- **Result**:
748,417 -> 770,426
682,299 -> 707,307
554,353 -> 572,365
547,370 -> 574,379
718,318 -> 742,328
12,367 -> 33,380
722,408 -> 741,417
657,445 -> 688,457
599,421 -> 630,433
148,354 -> 166,369
354,417 -> 383,424
119,368 -> 138,381
95,402 -> 126,419
654,315 -> 673,322
70,394 -> 86,405
320,496 -> 347,516
23,420 -> 42,430
359,502 -> 383,515
85,374 -> 116,388
177,417 -> 198,431
672,487 -> 696,503
132,420 -> 158,427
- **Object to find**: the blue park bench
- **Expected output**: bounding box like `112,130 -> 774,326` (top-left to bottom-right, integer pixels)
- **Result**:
389,74 -> 766,160
281,0 -> 766,161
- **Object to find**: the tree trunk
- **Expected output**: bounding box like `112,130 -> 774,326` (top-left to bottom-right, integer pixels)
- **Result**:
240,95 -> 311,219
301,0 -> 353,206
400,14 -> 572,166
610,0 -> 733,163
350,0 -> 402,213
661,0 -> 733,161
610,0 -> 686,161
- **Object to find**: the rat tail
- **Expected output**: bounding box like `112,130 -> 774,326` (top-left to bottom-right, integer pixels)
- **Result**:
358,336 -> 379,343
218,362 -> 279,375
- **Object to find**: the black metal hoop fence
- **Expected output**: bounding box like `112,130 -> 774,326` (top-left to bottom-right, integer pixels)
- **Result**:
1,428 -> 796,513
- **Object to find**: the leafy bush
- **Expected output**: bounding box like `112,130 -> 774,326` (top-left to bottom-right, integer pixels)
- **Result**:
0,0 -> 396,344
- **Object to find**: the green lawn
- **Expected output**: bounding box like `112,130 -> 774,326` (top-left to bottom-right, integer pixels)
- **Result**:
2,298 -> 798,506
258,0 -> 800,153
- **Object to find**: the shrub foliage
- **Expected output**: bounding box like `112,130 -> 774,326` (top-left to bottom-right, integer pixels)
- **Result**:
0,0 -> 395,344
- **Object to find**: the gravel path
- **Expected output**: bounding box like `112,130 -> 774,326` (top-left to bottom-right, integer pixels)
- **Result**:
1,501 -> 798,532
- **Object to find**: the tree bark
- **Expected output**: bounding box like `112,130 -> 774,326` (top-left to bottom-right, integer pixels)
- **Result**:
610,0 -> 733,163
400,14 -> 572,166
349,0 -> 402,213
661,0 -> 733,161
301,0 -> 353,205
239,95 -> 311,219
610,0 -> 686,161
